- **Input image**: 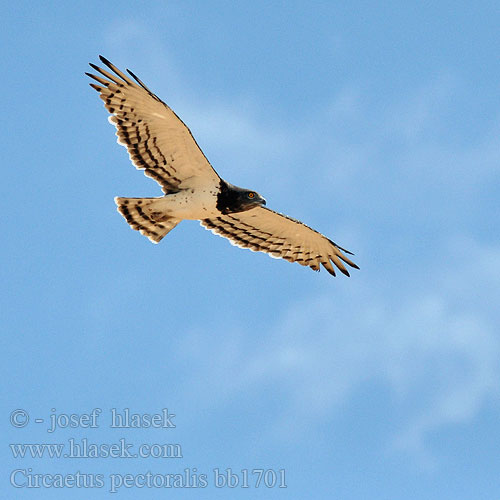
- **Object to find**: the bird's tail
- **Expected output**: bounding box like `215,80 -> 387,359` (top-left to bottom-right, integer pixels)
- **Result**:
114,197 -> 180,243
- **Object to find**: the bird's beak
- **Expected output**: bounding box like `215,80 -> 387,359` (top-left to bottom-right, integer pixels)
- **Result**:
260,197 -> 266,206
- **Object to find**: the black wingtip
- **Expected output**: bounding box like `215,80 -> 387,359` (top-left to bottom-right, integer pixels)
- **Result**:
327,237 -> 355,256
99,54 -> 112,66
126,68 -> 140,82
339,245 -> 355,256
323,264 -> 336,277
339,267 -> 350,277
125,67 -> 156,97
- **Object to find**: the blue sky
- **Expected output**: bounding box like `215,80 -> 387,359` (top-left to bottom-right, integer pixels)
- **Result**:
2,1 -> 500,498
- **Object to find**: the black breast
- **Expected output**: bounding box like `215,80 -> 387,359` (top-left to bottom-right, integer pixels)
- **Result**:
216,180 -> 244,214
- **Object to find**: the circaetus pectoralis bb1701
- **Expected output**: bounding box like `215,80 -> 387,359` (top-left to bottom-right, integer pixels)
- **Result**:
87,56 -> 359,277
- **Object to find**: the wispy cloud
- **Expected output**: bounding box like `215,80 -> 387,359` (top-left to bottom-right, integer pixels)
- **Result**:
177,237 -> 500,466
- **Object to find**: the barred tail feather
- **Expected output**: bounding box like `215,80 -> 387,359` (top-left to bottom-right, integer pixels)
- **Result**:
115,197 -> 180,243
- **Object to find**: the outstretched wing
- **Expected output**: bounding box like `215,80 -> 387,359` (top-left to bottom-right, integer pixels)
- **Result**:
86,56 -> 220,193
201,207 -> 359,276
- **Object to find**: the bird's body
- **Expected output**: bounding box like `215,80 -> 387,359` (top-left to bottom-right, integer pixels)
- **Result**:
87,56 -> 359,277
133,189 -> 221,221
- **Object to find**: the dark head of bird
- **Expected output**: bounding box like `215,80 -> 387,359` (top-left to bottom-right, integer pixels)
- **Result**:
217,180 -> 266,214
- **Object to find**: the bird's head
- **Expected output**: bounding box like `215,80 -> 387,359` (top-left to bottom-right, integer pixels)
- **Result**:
238,189 -> 266,211
218,181 -> 266,214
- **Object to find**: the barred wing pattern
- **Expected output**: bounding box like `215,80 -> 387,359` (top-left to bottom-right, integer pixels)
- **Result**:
86,56 -> 220,193
202,207 -> 359,276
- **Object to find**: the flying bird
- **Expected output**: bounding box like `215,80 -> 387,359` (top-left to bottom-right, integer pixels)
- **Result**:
86,56 -> 359,277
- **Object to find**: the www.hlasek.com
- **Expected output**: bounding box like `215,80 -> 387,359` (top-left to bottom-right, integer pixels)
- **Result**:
10,438 -> 182,459
10,468 -> 287,492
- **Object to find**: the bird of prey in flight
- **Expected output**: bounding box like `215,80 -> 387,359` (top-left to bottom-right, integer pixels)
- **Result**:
86,56 -> 359,277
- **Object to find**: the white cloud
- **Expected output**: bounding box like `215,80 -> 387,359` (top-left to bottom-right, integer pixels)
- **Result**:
177,237 -> 500,466
103,19 -> 183,95
317,72 -> 500,192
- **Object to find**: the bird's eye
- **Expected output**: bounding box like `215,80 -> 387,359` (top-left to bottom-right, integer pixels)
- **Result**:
248,192 -> 255,199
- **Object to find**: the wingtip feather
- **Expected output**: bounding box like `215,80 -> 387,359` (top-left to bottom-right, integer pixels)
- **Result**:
126,68 -> 148,89
322,261 -> 337,277
339,267 -> 350,277
126,68 -> 139,80
99,54 -> 112,66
